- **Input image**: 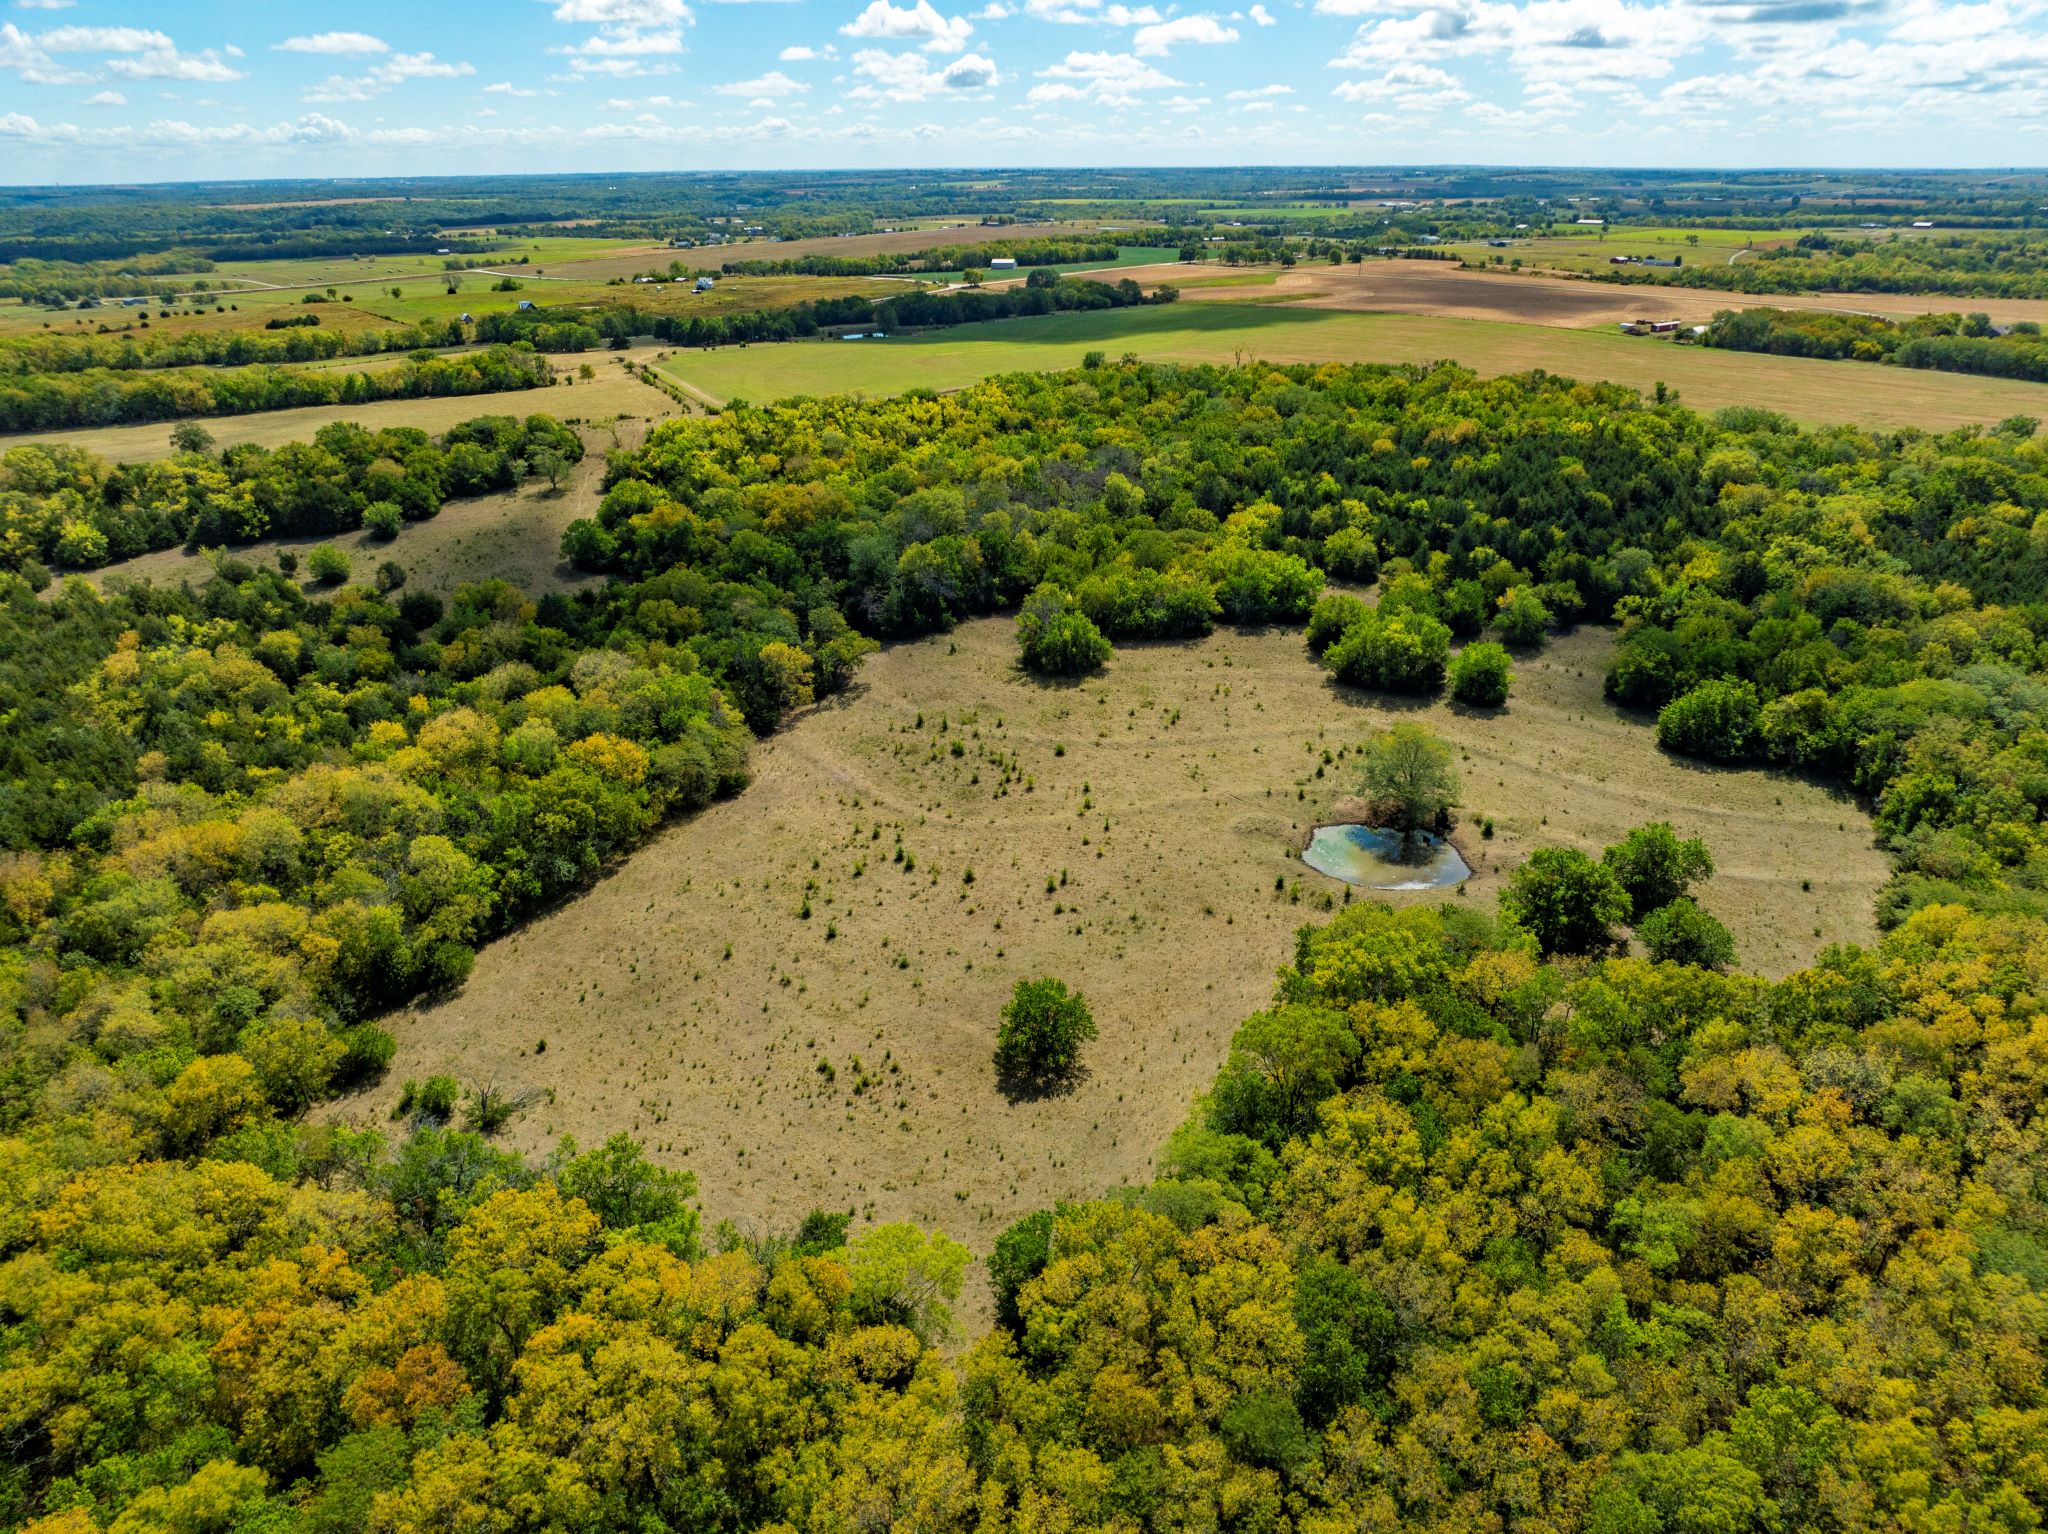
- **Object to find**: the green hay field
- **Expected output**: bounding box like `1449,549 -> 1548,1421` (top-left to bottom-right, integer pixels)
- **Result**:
656,301 -> 2048,431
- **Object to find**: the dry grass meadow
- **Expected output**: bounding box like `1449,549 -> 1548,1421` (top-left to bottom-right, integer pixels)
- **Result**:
338,618 -> 1884,1304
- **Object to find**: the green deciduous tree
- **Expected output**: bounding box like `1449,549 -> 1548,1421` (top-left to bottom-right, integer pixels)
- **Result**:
995,976 -> 1098,1087
1603,822 -> 1715,914
1637,896 -> 1737,968
1502,846 -> 1632,955
1016,584 -> 1111,676
1449,641 -> 1514,706
1356,723 -> 1459,844
1659,678 -> 1760,761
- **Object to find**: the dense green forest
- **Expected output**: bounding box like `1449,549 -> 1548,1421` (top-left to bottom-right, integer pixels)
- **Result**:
3,359 -> 2048,1532
0,345 -> 553,434
0,412 -> 583,575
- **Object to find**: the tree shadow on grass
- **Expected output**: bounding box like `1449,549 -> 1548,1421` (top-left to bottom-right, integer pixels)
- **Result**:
997,1059 -> 1092,1105
1321,678 -> 1443,716
1012,665 -> 1094,693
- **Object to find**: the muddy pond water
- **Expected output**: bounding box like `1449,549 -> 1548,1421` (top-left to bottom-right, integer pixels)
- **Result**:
1302,824 -> 1472,891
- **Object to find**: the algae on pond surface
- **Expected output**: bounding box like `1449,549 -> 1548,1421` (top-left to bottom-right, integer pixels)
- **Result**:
1302,823 -> 1471,891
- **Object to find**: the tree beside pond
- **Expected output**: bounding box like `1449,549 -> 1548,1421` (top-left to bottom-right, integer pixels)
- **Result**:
1356,724 -> 1458,847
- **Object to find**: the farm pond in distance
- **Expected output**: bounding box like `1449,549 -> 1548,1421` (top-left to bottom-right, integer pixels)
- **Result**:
1301,823 -> 1473,890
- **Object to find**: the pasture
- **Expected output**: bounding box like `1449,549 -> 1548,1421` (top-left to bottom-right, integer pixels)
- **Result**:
657,300 -> 2048,431
1448,225 -> 1807,274
337,618 -> 1883,1303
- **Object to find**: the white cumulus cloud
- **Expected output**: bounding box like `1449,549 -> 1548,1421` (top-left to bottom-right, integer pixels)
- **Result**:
714,67 -> 808,93
305,50 -> 473,101
107,48 -> 246,82
275,32 -> 389,54
842,0 -> 975,52
1031,47 -> 1180,101
1133,14 -> 1238,51
849,42 -> 998,95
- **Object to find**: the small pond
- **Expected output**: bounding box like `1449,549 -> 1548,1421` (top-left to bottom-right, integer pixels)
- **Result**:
1302,824 -> 1472,891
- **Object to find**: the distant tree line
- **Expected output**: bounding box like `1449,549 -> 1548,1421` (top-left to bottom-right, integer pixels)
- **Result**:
0,318 -> 472,375
1602,230 -> 2048,298
1704,305 -> 2048,382
714,236 -> 1130,277
0,344 -> 552,433
475,273 -> 1177,354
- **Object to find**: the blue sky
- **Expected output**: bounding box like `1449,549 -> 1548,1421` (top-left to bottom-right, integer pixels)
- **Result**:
0,0 -> 2038,183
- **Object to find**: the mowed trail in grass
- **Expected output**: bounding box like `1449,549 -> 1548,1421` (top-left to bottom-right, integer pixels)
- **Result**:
338,619 -> 1883,1300
659,302 -> 2048,431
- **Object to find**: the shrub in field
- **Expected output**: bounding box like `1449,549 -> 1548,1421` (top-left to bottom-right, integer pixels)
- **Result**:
1017,584 -> 1111,675
306,543 -> 350,585
1448,642 -> 1513,707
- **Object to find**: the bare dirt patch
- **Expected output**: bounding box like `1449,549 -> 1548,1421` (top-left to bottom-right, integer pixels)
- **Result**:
338,619 -> 1884,1299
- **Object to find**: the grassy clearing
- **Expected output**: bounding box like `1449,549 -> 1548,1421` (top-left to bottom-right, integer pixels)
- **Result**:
337,618 -> 1882,1305
658,300 -> 2048,430
79,418 -> 640,598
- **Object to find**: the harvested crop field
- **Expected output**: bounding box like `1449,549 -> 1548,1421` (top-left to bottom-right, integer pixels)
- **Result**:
1148,258 -> 2048,330
340,618 -> 1884,1300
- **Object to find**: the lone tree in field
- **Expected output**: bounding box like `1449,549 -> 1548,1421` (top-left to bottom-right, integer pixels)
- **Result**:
1357,724 -> 1458,848
1448,642 -> 1513,708
995,977 -> 1097,1092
